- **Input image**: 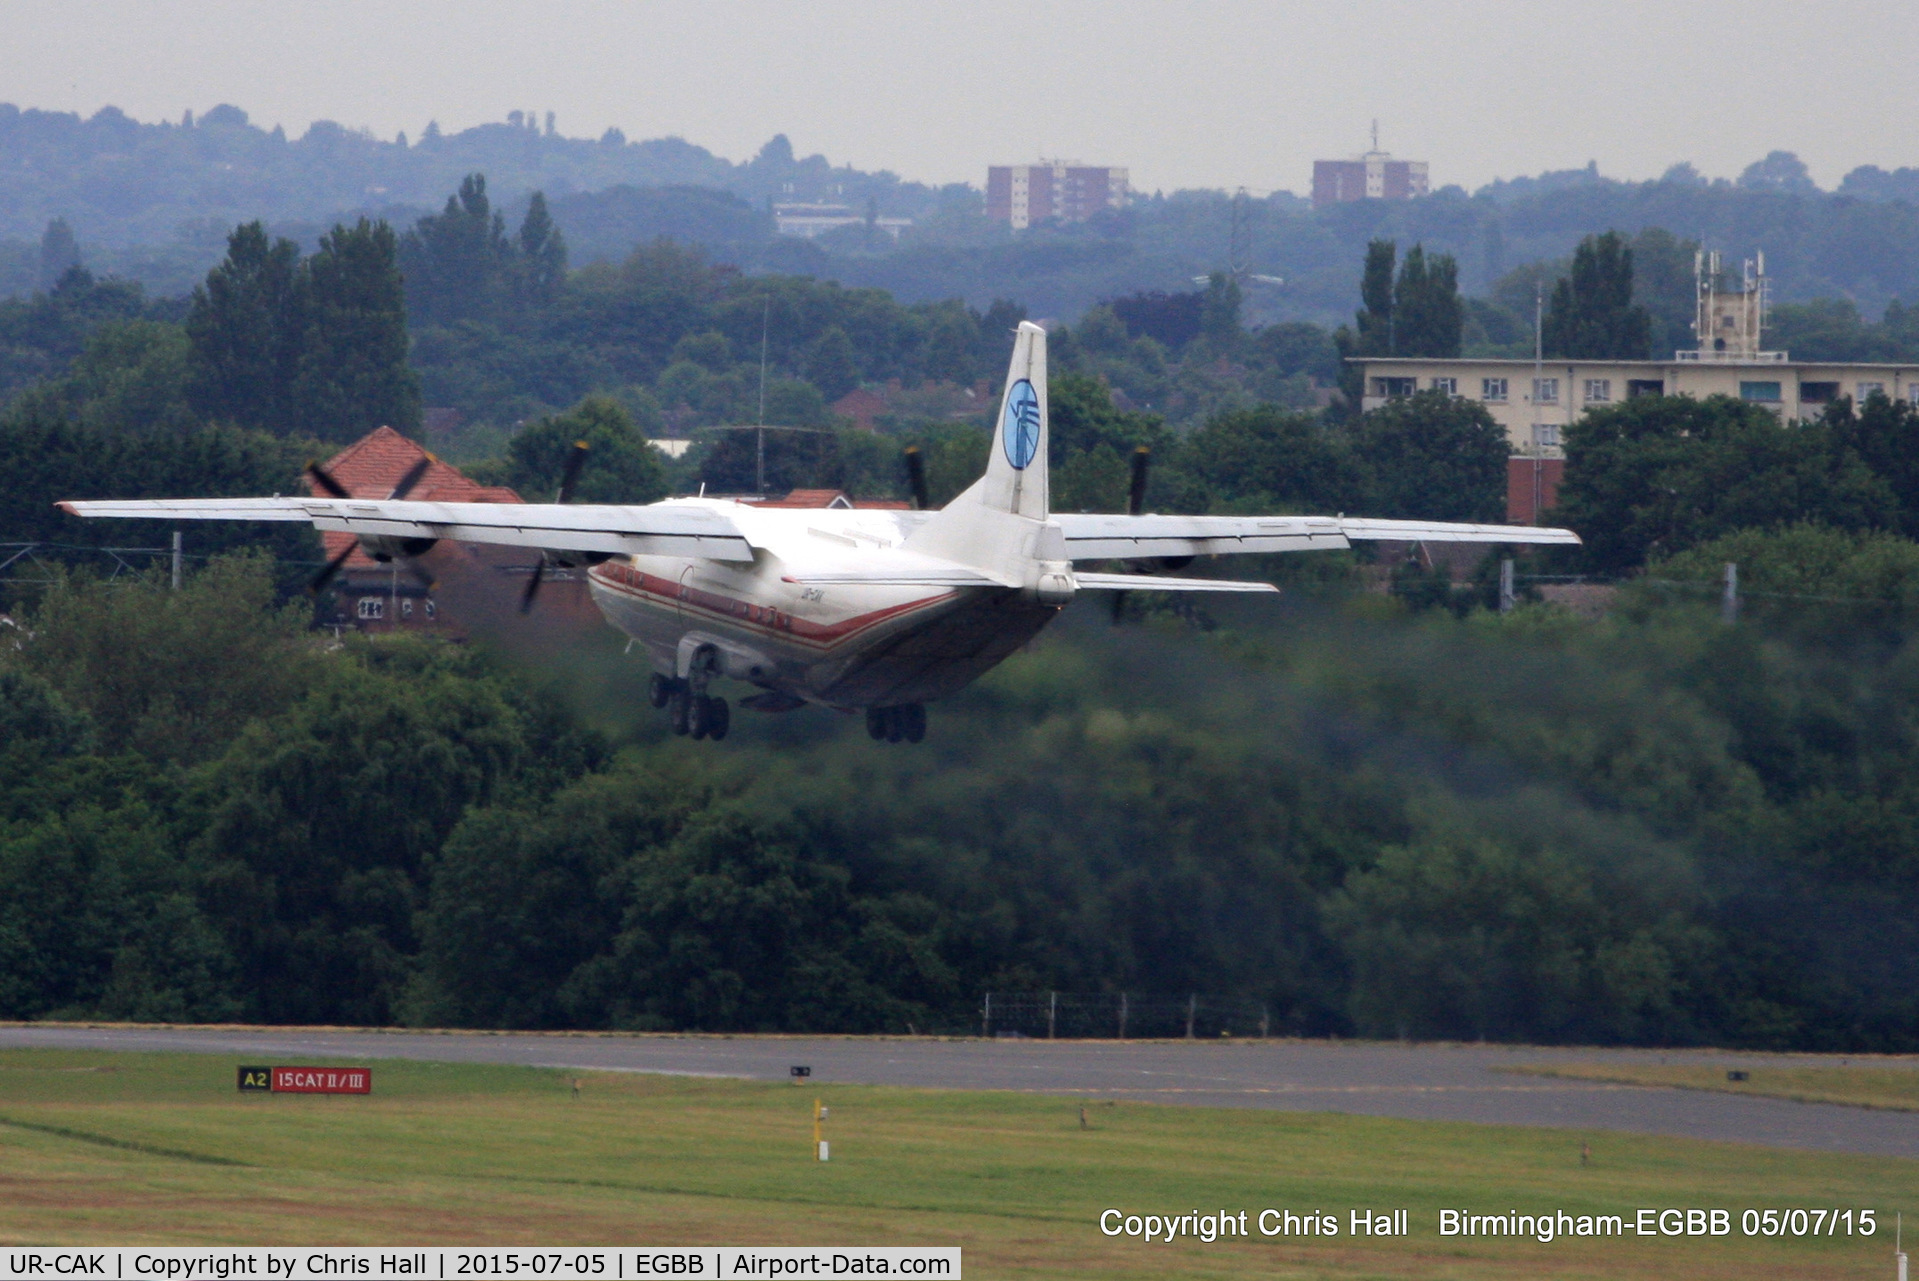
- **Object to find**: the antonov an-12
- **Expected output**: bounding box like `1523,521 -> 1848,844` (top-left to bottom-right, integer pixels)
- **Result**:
62,323 -> 1577,742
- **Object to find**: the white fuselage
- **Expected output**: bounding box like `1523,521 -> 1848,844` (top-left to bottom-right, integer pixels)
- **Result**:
585,499 -> 1057,710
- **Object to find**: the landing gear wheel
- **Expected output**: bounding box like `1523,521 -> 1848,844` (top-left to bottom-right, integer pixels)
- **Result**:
669,688 -> 691,736
688,692 -> 713,740
705,696 -> 729,741
901,703 -> 926,743
648,673 -> 672,709
866,707 -> 888,741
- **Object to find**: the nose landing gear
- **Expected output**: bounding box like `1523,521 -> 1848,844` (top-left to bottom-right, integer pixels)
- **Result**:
866,704 -> 927,744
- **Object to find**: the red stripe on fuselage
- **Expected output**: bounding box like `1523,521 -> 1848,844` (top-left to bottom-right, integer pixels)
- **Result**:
589,562 -> 959,650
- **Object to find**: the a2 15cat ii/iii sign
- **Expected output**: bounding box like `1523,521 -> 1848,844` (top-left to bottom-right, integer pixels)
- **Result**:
237,1065 -> 372,1094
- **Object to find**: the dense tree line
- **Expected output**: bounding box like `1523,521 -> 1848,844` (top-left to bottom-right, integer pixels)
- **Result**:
6,546 -> 1919,1049
9,181 -> 1919,1051
1556,391 -> 1919,571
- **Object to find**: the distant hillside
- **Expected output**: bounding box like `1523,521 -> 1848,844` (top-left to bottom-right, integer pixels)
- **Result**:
3,101 -> 1917,328
0,103 -> 953,296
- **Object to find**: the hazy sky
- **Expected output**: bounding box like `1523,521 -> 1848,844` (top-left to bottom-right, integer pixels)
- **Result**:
8,0 -> 1916,193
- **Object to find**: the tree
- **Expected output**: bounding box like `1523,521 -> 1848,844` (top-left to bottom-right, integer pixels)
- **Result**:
1555,394 -> 1896,570
1738,151 -> 1818,194
1048,372 -> 1164,463
1543,232 -> 1651,360
1198,273 -> 1243,349
1356,239 -> 1396,356
1186,406 -> 1361,513
38,218 -> 80,288
1392,246 -> 1462,358
291,219 -> 421,440
19,552 -> 314,765
494,395 -> 668,504
184,222 -> 305,433
45,320 -> 195,437
515,192 -> 568,307
804,325 -> 859,399
1823,391 -> 1919,536
399,173 -> 513,325
1348,390 -> 1509,522
1335,240 -> 1459,401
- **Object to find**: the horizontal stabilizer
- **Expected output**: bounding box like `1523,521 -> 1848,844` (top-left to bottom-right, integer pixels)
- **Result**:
1073,573 -> 1278,593
1055,512 -> 1347,560
1053,511 -> 1579,559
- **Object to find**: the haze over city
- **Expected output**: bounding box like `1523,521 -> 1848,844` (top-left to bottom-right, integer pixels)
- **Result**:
11,0 -> 1916,192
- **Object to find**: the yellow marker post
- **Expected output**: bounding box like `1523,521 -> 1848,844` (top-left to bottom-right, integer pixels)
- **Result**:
813,1097 -> 829,1161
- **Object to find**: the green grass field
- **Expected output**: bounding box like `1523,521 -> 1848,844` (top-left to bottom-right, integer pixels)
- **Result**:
0,1047 -> 1910,1279
1505,1058 -> 1919,1112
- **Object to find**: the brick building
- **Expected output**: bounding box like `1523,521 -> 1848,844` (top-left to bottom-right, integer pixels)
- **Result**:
986,161 -> 1129,230
308,427 -> 535,635
1312,150 -> 1430,208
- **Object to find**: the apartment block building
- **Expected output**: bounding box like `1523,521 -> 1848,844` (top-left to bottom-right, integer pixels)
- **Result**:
1353,255 -> 1919,520
986,161 -> 1130,230
1312,151 -> 1429,208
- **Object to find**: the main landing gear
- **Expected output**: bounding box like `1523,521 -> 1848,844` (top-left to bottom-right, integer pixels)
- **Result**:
866,704 -> 927,744
651,673 -> 729,742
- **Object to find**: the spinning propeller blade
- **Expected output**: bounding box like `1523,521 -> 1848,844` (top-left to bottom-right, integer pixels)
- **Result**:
305,461 -> 350,499
555,440 -> 588,504
304,451 -> 439,596
1111,447 -> 1152,624
308,546 -> 354,596
1127,445 -> 1150,518
904,446 -> 930,511
387,454 -> 433,501
521,441 -> 589,614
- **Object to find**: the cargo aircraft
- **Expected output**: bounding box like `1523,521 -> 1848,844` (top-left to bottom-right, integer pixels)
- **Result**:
62,323 -> 1577,743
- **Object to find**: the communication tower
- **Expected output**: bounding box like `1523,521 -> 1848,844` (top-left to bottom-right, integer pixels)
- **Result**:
1685,250 -> 1783,362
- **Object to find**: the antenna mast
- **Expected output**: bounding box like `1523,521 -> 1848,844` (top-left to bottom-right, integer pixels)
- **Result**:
757,295 -> 770,495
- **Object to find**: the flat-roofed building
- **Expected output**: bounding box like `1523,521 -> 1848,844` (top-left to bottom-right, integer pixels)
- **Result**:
1354,255 -> 1919,520
1314,124 -> 1429,208
1313,151 -> 1429,208
1355,355 -> 1919,458
987,161 -> 1129,230
1358,257 -> 1917,455
773,202 -> 911,240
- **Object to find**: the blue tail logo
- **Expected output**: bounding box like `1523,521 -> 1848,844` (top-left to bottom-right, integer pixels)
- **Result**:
1002,379 -> 1040,470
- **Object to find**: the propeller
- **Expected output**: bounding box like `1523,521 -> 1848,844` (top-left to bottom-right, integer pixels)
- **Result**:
305,452 -> 438,595
904,446 -> 930,511
520,441 -> 589,613
1111,447 -> 1152,624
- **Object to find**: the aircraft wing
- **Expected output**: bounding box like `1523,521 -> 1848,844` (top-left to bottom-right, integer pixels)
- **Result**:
56,497 -> 757,563
1334,517 -> 1581,545
1052,513 -> 1578,560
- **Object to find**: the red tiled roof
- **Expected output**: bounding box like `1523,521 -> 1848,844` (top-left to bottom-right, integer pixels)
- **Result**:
831,388 -> 889,429
754,488 -> 910,510
309,426 -> 524,568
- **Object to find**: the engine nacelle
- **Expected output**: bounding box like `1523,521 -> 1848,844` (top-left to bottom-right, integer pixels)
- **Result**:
357,534 -> 438,563
543,550 -> 613,570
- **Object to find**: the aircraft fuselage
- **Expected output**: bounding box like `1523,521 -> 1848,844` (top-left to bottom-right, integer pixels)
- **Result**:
586,502 -> 1059,711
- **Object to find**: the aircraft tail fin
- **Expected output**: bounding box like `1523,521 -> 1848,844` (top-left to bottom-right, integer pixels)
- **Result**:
904,322 -> 1051,569
976,321 -> 1049,520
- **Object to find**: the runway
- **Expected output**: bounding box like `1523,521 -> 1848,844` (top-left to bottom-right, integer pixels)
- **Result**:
4,1023 -> 1916,1160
